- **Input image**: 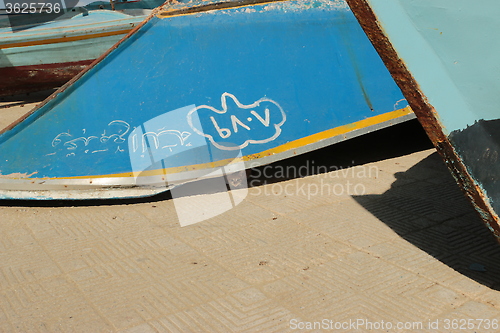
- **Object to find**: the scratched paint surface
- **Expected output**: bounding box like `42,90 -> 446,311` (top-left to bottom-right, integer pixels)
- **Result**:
0,0 -> 406,179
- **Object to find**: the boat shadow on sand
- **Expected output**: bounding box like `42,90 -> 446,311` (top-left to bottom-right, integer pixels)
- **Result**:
246,118 -> 500,290
353,153 -> 500,290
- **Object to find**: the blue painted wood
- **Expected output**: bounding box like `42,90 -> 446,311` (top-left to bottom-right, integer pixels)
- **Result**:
0,0 -> 410,199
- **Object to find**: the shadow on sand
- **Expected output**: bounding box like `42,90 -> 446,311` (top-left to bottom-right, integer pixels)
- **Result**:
353,152 -> 500,290
246,118 -> 500,290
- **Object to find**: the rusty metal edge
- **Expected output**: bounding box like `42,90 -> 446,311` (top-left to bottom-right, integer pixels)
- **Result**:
345,0 -> 500,241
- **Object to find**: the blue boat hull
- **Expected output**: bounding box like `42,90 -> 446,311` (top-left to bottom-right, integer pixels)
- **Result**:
0,0 -> 412,199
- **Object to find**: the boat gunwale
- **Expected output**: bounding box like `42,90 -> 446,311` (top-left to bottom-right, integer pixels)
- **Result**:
0,14 -> 148,48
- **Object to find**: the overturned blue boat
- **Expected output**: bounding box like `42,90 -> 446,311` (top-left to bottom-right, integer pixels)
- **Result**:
346,0 -> 500,241
0,0 -> 413,200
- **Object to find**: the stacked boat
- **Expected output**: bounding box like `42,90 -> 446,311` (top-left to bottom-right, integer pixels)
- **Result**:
0,0 -> 165,96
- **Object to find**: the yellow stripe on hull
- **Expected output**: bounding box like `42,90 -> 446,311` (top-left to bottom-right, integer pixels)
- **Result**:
60,106 -> 413,180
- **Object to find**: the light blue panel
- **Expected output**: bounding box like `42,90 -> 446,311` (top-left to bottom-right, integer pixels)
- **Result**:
0,35 -> 123,67
363,0 -> 500,220
367,0 -> 500,132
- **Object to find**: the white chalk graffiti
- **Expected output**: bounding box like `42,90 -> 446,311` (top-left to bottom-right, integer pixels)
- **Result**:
50,120 -> 130,156
187,92 -> 286,151
130,129 -> 192,154
128,104 -> 200,183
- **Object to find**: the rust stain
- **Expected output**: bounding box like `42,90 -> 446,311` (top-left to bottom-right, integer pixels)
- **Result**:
336,9 -> 375,112
0,60 -> 92,97
346,0 -> 500,241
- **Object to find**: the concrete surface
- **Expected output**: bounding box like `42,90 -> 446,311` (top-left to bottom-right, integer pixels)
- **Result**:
1,93 -> 500,332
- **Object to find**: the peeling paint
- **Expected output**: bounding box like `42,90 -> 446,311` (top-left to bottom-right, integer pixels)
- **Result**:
0,171 -> 38,179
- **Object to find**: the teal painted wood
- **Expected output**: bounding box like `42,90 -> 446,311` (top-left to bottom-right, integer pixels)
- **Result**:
348,0 -> 500,239
361,0 -> 500,134
0,10 -> 150,67
0,0 -> 412,199
0,0 -> 163,28
0,7 -> 159,95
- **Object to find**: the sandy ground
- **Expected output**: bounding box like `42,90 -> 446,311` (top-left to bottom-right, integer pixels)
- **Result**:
0,90 -> 57,129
